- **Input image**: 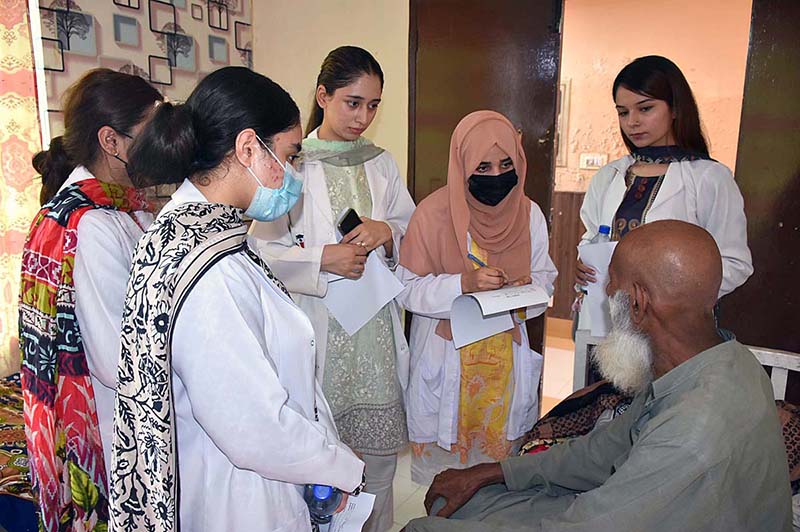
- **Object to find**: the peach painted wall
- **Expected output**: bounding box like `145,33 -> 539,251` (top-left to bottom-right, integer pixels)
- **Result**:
555,0 -> 753,192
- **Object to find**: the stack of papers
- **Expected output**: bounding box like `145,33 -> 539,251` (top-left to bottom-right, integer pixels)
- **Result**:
577,241 -> 618,337
451,284 -> 551,349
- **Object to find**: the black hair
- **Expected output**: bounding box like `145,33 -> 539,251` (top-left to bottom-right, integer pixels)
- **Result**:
613,55 -> 709,156
128,67 -> 300,187
306,46 -> 384,134
31,68 -> 162,204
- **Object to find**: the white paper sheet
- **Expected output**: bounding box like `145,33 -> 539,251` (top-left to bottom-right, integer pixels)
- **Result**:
450,284 -> 550,349
326,492 -> 376,532
468,284 -> 551,315
578,241 -> 618,337
322,253 -> 405,336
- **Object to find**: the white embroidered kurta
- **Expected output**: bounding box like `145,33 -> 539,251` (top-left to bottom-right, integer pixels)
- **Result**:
161,181 -> 364,532
66,166 -> 152,477
396,201 -> 558,454
249,139 -> 416,388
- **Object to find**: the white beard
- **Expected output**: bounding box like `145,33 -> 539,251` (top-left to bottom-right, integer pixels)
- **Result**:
591,291 -> 654,395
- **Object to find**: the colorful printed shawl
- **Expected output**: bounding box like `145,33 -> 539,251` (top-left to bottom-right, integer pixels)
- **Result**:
19,178 -> 149,532
110,202 -> 261,532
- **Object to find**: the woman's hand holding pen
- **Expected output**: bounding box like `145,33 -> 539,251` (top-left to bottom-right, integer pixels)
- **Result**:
461,267 -> 507,293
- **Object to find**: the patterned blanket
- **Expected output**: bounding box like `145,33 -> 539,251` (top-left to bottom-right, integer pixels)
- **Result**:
0,372 -> 37,532
0,373 -> 31,501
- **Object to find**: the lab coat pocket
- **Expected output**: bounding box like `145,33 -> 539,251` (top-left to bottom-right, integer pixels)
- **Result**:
507,347 -> 544,440
409,331 -> 446,417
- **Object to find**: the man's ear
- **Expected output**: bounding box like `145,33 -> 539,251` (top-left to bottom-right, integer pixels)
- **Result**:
631,282 -> 649,326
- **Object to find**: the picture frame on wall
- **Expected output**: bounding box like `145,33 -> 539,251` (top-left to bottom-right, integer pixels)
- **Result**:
555,79 -> 571,168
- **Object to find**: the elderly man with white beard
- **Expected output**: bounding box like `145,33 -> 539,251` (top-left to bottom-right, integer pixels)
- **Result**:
403,220 -> 791,532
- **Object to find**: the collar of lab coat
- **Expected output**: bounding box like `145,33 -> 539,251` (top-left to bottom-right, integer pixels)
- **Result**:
605,155 -> 686,217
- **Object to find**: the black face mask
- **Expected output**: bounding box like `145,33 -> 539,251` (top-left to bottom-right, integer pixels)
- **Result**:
468,169 -> 518,206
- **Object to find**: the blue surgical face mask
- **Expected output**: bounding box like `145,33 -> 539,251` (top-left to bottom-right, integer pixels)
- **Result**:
244,135 -> 303,221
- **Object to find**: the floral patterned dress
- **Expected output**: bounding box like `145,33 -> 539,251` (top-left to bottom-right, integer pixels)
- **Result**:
412,240 -> 520,478
303,136 -> 408,456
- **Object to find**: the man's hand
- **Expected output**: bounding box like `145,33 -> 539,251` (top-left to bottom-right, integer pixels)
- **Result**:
423,463 -> 505,518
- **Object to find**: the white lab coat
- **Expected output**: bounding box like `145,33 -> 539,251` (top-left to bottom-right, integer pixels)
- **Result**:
580,156 -> 753,296
395,201 -> 558,449
66,166 -> 152,478
249,143 -> 416,388
162,180 -> 364,532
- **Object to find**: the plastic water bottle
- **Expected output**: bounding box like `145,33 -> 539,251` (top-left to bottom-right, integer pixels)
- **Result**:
304,484 -> 342,525
590,225 -> 611,244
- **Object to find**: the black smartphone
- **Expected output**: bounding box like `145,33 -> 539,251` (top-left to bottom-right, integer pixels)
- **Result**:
337,208 -> 363,237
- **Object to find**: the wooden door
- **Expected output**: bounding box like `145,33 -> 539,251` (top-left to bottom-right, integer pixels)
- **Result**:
408,0 -> 564,353
549,191 -> 585,319
719,0 -> 800,399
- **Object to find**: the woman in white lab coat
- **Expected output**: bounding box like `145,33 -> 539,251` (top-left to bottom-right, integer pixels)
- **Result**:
250,46 -> 415,532
19,69 -> 162,532
396,110 -> 558,485
575,56 -> 752,332
110,67 -> 364,532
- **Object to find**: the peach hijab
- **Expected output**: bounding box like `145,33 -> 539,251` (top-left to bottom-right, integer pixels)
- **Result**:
400,110 -> 532,341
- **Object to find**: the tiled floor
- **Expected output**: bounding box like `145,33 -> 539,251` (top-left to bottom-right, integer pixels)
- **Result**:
389,318 -> 576,529
541,317 -> 576,415
389,448 -> 426,531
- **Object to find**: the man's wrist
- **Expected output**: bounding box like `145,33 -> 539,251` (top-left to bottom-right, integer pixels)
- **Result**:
475,462 -> 505,489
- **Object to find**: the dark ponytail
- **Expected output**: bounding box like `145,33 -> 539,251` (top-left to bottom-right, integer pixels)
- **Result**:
306,46 -> 384,134
127,102 -> 197,187
31,68 -> 162,204
128,66 -> 300,187
33,136 -> 73,205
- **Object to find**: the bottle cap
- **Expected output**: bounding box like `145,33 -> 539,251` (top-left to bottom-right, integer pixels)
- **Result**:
313,485 -> 334,500
599,225 -> 611,235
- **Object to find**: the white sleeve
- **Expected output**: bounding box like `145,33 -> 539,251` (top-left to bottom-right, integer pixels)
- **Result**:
376,154 -> 416,269
73,213 -> 133,388
172,262 -> 364,492
395,266 -> 463,319
249,216 -> 329,297
529,201 -> 558,295
696,164 -> 754,297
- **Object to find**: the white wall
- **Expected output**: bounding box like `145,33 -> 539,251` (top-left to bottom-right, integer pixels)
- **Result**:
555,0 -> 752,192
252,1 -> 409,180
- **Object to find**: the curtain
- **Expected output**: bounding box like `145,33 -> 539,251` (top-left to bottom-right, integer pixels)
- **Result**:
0,0 -> 42,377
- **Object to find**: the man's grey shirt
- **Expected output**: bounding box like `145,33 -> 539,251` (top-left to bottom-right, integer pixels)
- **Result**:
407,340 -> 792,531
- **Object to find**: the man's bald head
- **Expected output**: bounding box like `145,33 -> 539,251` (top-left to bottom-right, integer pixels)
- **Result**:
609,220 -> 722,316
597,221 -> 724,387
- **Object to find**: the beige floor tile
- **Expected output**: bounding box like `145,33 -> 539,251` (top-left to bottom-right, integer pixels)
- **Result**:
393,486 -> 427,527
542,345 -> 574,398
392,470 -> 421,508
